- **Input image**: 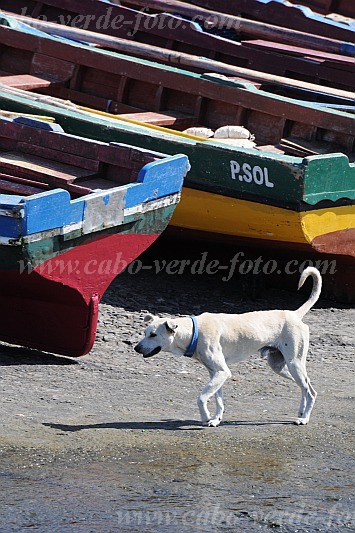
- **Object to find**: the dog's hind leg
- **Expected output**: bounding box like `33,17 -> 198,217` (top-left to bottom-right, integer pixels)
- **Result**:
282,331 -> 317,425
198,365 -> 231,427
261,347 -> 295,381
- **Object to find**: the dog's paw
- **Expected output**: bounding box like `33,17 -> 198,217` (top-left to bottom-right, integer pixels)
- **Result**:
295,417 -> 309,426
207,417 -> 222,427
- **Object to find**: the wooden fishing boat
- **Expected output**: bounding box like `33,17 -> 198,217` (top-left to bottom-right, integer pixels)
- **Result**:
118,0 -> 355,54
0,18 -> 353,301
9,9 -> 355,97
3,0 -> 355,85
5,0 -> 354,44
0,114 -> 189,356
180,0 -> 355,42
0,89 -> 353,303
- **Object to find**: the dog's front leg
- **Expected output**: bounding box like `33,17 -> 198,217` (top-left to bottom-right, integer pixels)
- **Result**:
197,368 -> 231,427
206,368 -> 226,427
209,387 -> 224,427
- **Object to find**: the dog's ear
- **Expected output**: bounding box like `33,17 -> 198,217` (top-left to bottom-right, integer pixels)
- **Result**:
143,314 -> 155,323
165,320 -> 178,334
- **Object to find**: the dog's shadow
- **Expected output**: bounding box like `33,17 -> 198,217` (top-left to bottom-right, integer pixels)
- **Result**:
44,419 -> 292,432
0,344 -> 79,366
44,420 -> 204,432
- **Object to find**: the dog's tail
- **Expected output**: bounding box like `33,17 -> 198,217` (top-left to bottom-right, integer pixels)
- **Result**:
295,267 -> 322,318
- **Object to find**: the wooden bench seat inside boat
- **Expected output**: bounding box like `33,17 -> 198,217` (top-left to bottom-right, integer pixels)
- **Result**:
0,170 -> 95,198
0,117 -> 165,197
0,171 -> 49,196
0,143 -> 153,190
0,73 -> 55,90
0,152 -> 100,185
279,137 -> 355,161
45,88 -> 195,129
120,111 -> 193,128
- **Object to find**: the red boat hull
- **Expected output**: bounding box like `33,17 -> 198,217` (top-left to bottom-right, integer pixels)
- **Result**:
0,232 -> 158,356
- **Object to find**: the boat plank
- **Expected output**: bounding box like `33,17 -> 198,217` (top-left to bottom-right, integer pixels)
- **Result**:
243,40 -> 355,70
17,142 -> 102,172
0,170 -> 108,197
43,86 -> 142,115
0,74 -> 54,90
31,52 -> 76,82
76,178 -> 124,191
181,0 -> 355,42
0,178 -> 45,196
0,172 -> 50,191
279,137 -> 354,160
121,111 -> 193,128
0,152 -> 99,184
1,120 -> 160,172
2,120 -> 103,160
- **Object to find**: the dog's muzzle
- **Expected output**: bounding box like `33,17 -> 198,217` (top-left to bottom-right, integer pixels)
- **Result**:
134,343 -> 161,358
142,346 -> 161,358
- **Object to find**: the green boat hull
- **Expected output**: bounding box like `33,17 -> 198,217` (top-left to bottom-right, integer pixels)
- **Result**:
1,89 -> 353,209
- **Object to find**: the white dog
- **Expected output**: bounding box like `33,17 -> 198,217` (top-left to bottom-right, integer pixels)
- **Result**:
134,267 -> 321,427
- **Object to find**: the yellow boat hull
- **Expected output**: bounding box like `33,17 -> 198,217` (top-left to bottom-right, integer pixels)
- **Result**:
171,188 -> 355,255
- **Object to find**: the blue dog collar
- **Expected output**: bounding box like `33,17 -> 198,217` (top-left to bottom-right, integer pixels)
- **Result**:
184,316 -> 198,357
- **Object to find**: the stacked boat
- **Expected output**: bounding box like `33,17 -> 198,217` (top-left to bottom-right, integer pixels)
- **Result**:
0,0 -> 353,354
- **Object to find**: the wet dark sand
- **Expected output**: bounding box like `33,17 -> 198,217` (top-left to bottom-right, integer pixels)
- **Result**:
1,244 -> 354,532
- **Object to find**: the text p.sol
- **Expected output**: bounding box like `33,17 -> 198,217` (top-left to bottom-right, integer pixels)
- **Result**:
230,160 -> 274,188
